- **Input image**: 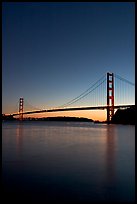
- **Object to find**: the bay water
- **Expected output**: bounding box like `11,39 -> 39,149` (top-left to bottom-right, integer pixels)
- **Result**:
2,121 -> 135,202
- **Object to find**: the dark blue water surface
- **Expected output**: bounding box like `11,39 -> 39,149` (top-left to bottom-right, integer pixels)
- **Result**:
2,121 -> 135,202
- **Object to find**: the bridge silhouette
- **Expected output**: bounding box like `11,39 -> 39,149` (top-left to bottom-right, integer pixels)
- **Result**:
5,72 -> 135,123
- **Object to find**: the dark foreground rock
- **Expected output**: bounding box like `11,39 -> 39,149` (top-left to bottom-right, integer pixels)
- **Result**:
111,106 -> 135,124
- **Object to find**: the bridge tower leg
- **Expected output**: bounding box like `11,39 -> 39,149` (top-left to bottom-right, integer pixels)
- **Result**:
19,97 -> 24,121
107,72 -> 114,124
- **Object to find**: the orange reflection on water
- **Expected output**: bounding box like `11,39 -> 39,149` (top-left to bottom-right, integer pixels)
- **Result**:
105,125 -> 117,184
16,123 -> 23,154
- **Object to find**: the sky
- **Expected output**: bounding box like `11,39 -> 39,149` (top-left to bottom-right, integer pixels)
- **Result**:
2,2 -> 135,120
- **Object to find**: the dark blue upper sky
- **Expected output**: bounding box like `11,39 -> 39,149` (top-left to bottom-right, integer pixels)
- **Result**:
2,2 -> 135,115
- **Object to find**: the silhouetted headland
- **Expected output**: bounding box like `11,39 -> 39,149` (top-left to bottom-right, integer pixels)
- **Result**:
34,116 -> 93,122
2,114 -> 16,121
111,106 -> 135,125
2,115 -> 93,122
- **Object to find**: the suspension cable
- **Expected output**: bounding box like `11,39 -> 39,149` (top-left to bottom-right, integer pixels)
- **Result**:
60,78 -> 106,107
114,74 -> 135,86
57,74 -> 106,107
24,99 -> 42,111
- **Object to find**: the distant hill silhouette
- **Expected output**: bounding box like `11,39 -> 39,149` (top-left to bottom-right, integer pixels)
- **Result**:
2,115 -> 93,122
111,106 -> 135,124
2,114 -> 16,121
27,116 -> 93,122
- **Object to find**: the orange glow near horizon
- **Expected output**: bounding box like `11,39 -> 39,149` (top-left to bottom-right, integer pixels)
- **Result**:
21,110 -> 107,121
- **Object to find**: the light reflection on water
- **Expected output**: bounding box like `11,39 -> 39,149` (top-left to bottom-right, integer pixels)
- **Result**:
2,121 -> 135,202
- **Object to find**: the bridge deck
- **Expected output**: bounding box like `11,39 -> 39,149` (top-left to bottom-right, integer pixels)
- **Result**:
11,105 -> 134,116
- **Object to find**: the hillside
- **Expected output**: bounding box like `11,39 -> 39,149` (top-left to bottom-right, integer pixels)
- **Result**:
111,106 -> 135,124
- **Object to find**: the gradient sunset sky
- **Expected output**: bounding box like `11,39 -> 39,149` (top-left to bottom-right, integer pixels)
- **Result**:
2,2 -> 135,121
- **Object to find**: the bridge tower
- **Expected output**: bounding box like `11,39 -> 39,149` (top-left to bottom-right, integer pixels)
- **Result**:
19,97 -> 24,121
107,72 -> 114,123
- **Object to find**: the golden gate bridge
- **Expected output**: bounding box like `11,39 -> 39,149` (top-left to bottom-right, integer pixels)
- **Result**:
4,72 -> 135,123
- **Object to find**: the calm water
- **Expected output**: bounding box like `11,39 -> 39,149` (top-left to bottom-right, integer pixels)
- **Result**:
2,121 -> 135,202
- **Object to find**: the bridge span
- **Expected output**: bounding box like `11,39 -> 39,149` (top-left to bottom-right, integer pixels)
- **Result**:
11,105 -> 134,116
4,72 -> 135,123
